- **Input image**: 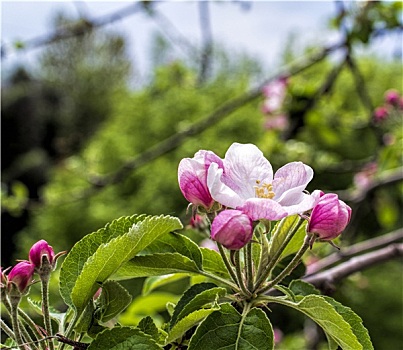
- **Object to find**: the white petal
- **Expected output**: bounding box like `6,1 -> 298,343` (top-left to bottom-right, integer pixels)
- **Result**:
207,163 -> 244,208
273,162 -> 313,204
223,143 -> 273,200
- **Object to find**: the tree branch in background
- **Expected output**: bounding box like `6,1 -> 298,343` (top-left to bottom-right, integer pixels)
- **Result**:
303,243 -> 403,293
81,40 -> 345,194
338,167 -> 403,204
1,2 -> 145,58
305,228 -> 403,275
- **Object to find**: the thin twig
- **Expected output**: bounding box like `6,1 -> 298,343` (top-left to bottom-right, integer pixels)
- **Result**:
303,243 -> 403,291
305,229 -> 403,275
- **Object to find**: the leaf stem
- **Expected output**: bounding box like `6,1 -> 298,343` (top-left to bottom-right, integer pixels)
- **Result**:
217,242 -> 240,286
1,318 -> 16,341
9,295 -> 26,350
40,274 -> 55,350
258,234 -> 311,294
254,217 -> 305,292
199,271 -> 241,293
245,242 -> 254,292
18,308 -> 47,350
234,251 -> 252,298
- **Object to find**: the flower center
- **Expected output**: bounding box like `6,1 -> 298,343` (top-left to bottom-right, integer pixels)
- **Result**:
254,180 -> 275,199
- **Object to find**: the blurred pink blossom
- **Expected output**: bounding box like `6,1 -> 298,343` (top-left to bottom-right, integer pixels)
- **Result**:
354,162 -> 377,189
373,106 -> 389,122
384,89 -> 400,106
264,114 -> 289,131
261,77 -> 288,114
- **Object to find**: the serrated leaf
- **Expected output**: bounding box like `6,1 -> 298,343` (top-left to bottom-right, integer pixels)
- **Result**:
70,215 -> 182,314
59,214 -> 146,308
188,304 -> 274,350
271,295 -> 363,350
166,308 -> 220,345
144,232 -> 203,269
95,280 -> 132,323
323,296 -> 373,350
170,283 -> 225,328
88,327 -> 161,349
142,274 -> 189,296
289,279 -> 320,296
200,248 -> 230,279
138,316 -> 159,341
113,253 -> 200,280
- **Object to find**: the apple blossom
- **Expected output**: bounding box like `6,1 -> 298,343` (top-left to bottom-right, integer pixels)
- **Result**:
210,210 -> 253,250
207,143 -> 315,221
7,261 -> 35,294
262,77 -> 288,114
307,192 -> 352,240
178,150 -> 223,209
29,240 -> 55,270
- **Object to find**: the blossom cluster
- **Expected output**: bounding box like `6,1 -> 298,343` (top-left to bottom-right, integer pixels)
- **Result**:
261,77 -> 289,131
178,143 -> 351,249
1,240 -> 56,295
373,89 -> 403,123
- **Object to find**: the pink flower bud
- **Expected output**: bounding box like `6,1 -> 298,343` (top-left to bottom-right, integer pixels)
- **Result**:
308,193 -> 352,240
384,89 -> 400,106
178,150 -> 223,209
211,210 -> 253,250
7,261 -> 35,294
29,240 -> 55,269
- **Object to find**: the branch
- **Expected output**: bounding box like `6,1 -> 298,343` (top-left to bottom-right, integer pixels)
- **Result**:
303,243 -> 403,292
338,167 -> 403,203
197,1 -> 213,85
2,2 -> 144,58
83,41 -> 344,192
305,228 -> 403,275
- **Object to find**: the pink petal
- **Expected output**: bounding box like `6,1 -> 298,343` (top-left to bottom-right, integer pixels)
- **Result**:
238,198 -> 288,221
207,163 -> 244,208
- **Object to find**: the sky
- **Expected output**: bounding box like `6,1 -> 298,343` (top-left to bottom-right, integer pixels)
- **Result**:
1,1 -> 401,80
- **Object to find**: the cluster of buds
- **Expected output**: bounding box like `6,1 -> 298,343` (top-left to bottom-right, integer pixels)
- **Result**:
261,77 -> 289,131
2,240 -> 62,297
373,89 -> 403,123
178,143 -> 352,251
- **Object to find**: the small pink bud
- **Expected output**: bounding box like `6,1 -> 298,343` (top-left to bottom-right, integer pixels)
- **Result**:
384,89 -> 400,106
373,106 -> 389,122
211,210 -> 253,250
178,150 -> 223,209
29,240 -> 55,269
308,193 -> 352,240
7,261 -> 35,294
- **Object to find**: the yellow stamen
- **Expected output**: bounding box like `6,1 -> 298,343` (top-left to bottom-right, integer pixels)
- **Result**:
254,180 -> 275,199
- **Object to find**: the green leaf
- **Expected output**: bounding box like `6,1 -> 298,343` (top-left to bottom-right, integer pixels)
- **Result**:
271,295 -> 363,350
59,214 -> 146,308
289,280 -> 320,296
144,232 -> 203,269
170,283 -> 224,328
166,308 -> 220,345
323,296 -> 373,350
88,327 -> 161,349
95,280 -> 132,323
269,215 -> 307,261
268,215 -> 298,259
188,304 -> 274,350
119,292 -> 180,326
138,316 -> 159,341
69,215 -> 182,314
200,247 -> 230,279
142,274 -> 189,296
113,253 -> 200,280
